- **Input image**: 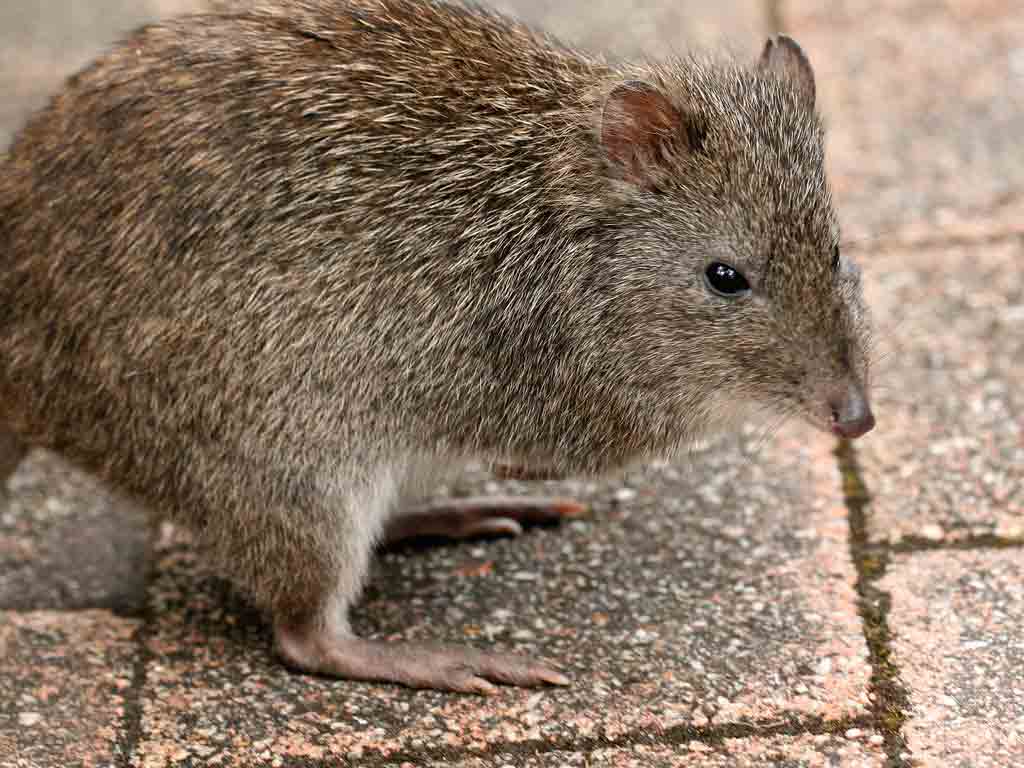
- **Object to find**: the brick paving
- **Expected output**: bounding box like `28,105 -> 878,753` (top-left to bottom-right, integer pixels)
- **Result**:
879,550 -> 1024,767
1,1 -> 1022,766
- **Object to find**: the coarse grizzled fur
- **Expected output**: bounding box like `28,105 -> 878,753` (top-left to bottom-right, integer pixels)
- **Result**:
0,1 -> 870,628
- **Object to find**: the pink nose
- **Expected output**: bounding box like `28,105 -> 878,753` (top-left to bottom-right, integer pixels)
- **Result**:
829,384 -> 875,439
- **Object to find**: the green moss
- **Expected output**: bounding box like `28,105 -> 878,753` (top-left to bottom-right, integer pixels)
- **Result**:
835,439 -> 913,764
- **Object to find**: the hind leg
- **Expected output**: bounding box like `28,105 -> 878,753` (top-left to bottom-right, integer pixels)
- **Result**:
272,488 -> 570,692
209,463 -> 569,694
382,495 -> 585,545
380,457 -> 585,546
275,621 -> 569,695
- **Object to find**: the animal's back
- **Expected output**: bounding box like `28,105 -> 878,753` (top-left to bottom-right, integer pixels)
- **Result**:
0,0 -> 619,492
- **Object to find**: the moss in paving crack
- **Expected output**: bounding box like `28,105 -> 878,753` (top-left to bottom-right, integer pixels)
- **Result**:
894,533 -> 1024,554
344,714 -> 876,767
114,522 -> 160,767
835,439 -> 913,766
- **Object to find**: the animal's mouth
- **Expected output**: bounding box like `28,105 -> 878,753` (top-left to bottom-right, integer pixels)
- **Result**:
828,383 -> 875,439
831,409 -> 875,439
802,416 -> 873,440
802,385 -> 876,440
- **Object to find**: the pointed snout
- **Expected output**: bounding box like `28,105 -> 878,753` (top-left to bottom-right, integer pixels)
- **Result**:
828,383 -> 875,439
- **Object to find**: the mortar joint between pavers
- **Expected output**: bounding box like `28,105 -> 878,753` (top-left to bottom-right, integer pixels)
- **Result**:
114,525 -> 161,768
835,439 -> 916,768
332,713 -> 877,767
893,534 -> 1024,555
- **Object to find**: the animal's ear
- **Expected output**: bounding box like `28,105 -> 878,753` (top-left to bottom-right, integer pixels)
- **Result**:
759,35 -> 816,109
600,80 -> 699,187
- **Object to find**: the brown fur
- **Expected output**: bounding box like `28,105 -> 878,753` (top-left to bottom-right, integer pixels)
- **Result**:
0,0 -> 871,682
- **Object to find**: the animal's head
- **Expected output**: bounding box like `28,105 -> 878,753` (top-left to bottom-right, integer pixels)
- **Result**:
597,36 -> 873,441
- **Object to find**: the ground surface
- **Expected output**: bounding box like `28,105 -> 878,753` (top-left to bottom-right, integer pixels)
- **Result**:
1,1 -> 1022,766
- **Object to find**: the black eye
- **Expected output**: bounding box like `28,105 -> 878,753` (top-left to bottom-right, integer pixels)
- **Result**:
832,245 -> 841,271
704,262 -> 751,297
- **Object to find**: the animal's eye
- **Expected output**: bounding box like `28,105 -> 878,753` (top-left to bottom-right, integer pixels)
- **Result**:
704,262 -> 751,297
832,245 -> 841,271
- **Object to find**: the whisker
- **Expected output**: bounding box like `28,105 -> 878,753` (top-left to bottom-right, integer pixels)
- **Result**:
838,225 -> 910,251
743,402 -> 799,458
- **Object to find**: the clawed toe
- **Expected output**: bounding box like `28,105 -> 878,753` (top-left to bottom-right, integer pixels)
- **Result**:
458,516 -> 524,538
275,621 -> 569,694
383,495 -> 587,546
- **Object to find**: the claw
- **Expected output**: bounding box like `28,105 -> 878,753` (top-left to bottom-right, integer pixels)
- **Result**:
383,495 -> 586,546
460,517 -> 524,538
275,622 -> 570,694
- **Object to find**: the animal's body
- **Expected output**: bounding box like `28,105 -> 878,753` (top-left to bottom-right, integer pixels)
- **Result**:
0,0 -> 873,692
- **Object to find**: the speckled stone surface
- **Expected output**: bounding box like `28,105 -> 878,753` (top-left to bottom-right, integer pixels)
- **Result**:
856,239 -> 1023,544
436,741 -> 884,768
490,0 -> 768,57
0,610 -> 142,768
386,734 -> 886,767
779,4 -> 1024,766
131,427 -> 868,764
785,0 -> 1024,245
880,550 -> 1024,767
1,450 -> 152,614
784,0 -> 1024,545
5,1 -> 1024,767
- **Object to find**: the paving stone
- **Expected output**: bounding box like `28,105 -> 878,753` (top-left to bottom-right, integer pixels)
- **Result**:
880,550 -> 1024,767
854,239 -> 1023,544
784,0 -> 1024,244
490,0 -> 768,57
783,4 -> 1024,544
1,450 -> 152,614
0,610 -> 142,768
0,0 -> 205,148
0,3 -> 879,767
130,427 -> 868,765
388,734 -> 885,767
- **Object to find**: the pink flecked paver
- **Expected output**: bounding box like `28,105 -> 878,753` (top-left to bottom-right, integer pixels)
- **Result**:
0,0 -> 916,766
490,0 -> 768,57
785,0 -> 1024,246
129,427 -> 869,764
0,610 -> 142,768
1,450 -> 152,613
0,0 -> 872,762
783,0 -> 1024,544
879,550 -> 1024,767
854,239 -> 1024,544
387,733 -> 885,766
